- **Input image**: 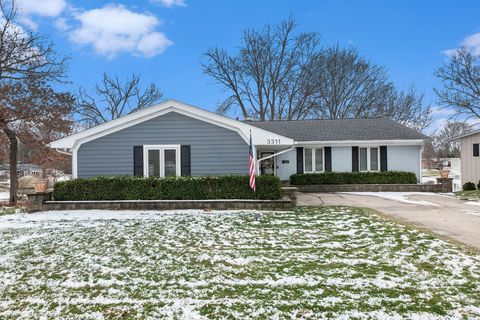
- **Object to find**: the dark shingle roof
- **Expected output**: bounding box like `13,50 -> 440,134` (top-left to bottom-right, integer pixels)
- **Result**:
248,117 -> 430,141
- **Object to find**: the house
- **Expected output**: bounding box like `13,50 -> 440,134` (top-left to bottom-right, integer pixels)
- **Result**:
0,163 -> 42,179
450,130 -> 480,186
50,100 -> 429,182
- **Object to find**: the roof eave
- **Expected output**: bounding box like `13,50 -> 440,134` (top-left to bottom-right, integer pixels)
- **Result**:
294,139 -> 426,146
448,129 -> 480,142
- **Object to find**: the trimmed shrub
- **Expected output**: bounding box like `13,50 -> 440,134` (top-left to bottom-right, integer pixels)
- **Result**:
290,171 -> 417,185
463,182 -> 476,191
53,175 -> 282,201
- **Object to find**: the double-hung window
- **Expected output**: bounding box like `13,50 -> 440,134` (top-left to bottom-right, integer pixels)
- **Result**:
359,147 -> 379,172
304,148 -> 324,173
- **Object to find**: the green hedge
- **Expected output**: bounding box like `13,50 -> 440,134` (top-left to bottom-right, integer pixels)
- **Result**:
463,182 -> 476,191
53,175 -> 282,201
290,171 -> 417,185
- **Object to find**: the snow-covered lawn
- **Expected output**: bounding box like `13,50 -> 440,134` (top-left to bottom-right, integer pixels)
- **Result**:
0,208 -> 479,319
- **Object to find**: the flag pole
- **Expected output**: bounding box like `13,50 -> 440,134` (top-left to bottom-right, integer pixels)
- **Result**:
248,129 -> 256,192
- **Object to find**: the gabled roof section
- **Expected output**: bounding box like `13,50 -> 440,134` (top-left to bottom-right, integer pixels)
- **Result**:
49,100 -> 294,149
449,129 -> 480,141
248,117 -> 431,142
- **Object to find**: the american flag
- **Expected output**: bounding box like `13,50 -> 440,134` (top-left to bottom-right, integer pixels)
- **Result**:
248,131 -> 256,192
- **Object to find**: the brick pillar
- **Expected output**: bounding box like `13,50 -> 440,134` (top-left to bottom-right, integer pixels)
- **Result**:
436,178 -> 453,193
26,191 -> 52,212
281,187 -> 298,206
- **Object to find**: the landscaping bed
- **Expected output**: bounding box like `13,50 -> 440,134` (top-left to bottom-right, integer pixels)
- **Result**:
1,207 -> 479,318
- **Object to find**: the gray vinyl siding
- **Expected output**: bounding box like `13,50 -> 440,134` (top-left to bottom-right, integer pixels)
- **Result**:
77,111 -> 248,178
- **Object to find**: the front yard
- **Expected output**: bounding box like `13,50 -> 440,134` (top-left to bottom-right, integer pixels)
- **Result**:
0,207 -> 479,319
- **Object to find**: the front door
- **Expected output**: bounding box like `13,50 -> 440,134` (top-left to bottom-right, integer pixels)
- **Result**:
260,152 -> 275,175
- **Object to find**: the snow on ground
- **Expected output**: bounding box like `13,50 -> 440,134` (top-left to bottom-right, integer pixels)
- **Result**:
1,207 -> 479,319
341,192 -> 445,206
465,201 -> 480,207
0,192 -> 8,201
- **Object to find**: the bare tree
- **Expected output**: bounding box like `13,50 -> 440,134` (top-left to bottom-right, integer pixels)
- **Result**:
433,121 -> 472,158
376,85 -> 432,132
202,19 -> 431,130
422,140 -> 436,159
308,46 -> 432,131
202,18 -> 321,120
434,46 -> 480,121
0,0 -> 66,81
76,73 -> 163,127
0,78 -> 74,204
308,45 -> 390,119
0,0 -> 68,205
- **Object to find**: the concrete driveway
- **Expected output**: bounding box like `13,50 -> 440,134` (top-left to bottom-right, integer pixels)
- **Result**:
297,192 -> 480,250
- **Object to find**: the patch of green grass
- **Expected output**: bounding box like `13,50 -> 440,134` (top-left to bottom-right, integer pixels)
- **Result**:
455,190 -> 480,201
422,169 -> 440,177
454,190 -> 480,201
0,207 -> 17,216
0,207 -> 479,319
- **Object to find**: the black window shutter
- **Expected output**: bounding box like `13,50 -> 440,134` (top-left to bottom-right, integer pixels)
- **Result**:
380,146 -> 388,171
352,146 -> 359,172
324,147 -> 332,172
296,147 -> 304,174
474,144 -> 479,157
133,146 -> 143,177
181,145 -> 191,176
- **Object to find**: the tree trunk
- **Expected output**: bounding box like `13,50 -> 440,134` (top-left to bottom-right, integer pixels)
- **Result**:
3,127 -> 18,205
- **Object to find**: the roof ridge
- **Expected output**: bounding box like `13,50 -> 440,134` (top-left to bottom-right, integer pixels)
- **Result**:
248,117 -> 387,123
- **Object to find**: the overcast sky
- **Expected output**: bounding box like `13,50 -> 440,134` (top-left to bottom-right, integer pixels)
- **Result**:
14,0 -> 480,132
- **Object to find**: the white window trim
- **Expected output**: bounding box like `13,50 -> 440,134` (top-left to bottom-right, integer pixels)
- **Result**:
359,147 -> 380,172
143,144 -> 181,177
303,147 -> 325,173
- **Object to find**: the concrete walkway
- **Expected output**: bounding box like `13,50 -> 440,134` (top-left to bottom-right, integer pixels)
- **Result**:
297,192 -> 480,250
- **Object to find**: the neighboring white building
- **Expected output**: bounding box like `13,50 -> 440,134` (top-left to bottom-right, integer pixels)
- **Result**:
0,164 -> 42,178
451,130 -> 480,186
50,100 -> 430,181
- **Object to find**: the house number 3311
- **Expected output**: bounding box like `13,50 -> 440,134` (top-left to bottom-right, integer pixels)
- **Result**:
267,139 -> 281,144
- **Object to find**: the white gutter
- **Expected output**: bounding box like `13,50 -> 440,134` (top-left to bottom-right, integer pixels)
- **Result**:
55,148 -> 72,156
257,145 -> 295,169
295,139 -> 426,146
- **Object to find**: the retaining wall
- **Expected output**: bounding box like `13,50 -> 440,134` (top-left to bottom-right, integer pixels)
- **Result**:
295,178 -> 453,193
40,199 -> 293,211
27,187 -> 297,212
